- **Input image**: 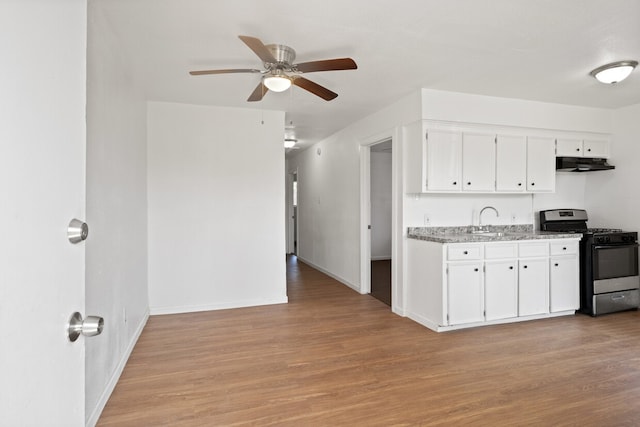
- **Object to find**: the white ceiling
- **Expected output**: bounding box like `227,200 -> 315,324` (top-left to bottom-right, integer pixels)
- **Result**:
95,0 -> 640,150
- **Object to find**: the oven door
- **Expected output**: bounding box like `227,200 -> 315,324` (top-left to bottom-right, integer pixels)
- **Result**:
592,243 -> 640,294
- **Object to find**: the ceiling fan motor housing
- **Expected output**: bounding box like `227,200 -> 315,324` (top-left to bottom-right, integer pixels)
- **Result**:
266,44 -> 296,68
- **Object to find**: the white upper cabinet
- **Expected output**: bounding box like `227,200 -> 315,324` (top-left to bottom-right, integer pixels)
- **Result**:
555,138 -> 582,157
526,137 -> 556,192
496,135 -> 527,192
426,129 -> 463,191
556,137 -> 610,158
462,133 -> 495,192
404,120 -> 610,194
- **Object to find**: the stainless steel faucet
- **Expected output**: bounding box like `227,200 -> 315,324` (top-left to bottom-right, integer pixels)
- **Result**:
478,206 -> 499,230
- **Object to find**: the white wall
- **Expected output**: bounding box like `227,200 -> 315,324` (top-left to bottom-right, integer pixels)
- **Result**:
585,102 -> 640,229
371,151 -> 392,259
85,3 -> 150,424
147,102 -> 287,314
287,91 -> 421,303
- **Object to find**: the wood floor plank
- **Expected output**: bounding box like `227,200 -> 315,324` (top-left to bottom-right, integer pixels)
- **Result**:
98,256 -> 640,426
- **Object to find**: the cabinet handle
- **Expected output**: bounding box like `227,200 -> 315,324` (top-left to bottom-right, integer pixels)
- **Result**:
554,263 -> 559,267
523,265 -> 528,269
453,181 -> 457,185
509,266 -> 514,270
474,268 -> 479,272
587,148 -> 592,152
531,182 -> 535,186
576,148 -> 580,151
467,182 -> 471,186
518,183 -> 522,186
463,251 -> 468,255
563,247 -> 567,250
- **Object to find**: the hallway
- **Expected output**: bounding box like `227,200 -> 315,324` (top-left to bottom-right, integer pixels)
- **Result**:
99,256 -> 640,425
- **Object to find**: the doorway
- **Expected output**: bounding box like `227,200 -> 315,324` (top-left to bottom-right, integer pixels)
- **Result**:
369,140 -> 392,306
286,170 -> 298,255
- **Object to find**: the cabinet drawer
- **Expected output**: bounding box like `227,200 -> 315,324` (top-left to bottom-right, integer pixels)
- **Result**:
447,244 -> 482,260
550,241 -> 578,256
519,242 -> 549,258
484,243 -> 518,259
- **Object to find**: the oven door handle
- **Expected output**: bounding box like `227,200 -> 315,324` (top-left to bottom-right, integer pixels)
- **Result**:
593,243 -> 639,251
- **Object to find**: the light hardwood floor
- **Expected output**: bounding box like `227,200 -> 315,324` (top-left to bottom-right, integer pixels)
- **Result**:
99,256 -> 640,426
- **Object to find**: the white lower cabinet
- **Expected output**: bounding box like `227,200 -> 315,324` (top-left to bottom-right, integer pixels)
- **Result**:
406,237 -> 580,332
484,260 -> 518,321
447,262 -> 484,325
518,258 -> 549,316
550,255 -> 579,312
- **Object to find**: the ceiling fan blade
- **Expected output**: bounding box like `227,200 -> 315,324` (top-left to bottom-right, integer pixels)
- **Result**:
247,81 -> 268,102
292,77 -> 338,101
238,35 -> 277,63
294,58 -> 357,73
189,68 -> 261,76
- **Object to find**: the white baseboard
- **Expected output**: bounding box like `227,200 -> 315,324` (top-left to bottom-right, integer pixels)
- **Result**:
86,308 -> 150,427
296,255 -> 361,293
149,296 -> 288,316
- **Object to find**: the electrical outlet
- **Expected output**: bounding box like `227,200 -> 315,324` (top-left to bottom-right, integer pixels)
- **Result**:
424,214 -> 431,226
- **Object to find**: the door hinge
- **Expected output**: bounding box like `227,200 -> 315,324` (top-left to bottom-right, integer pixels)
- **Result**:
446,266 -> 449,274
446,313 -> 449,322
494,137 -> 497,143
483,265 -> 486,273
425,131 -> 429,141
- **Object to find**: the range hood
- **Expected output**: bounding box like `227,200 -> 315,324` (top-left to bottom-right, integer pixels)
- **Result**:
556,156 -> 615,172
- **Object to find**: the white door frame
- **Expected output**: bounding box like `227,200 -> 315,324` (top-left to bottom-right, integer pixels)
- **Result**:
359,127 -> 404,315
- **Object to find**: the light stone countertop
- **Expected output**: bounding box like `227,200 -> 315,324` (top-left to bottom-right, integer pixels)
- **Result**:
407,225 -> 581,243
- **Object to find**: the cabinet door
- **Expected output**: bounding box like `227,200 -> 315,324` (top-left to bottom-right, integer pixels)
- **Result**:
447,262 -> 484,325
496,135 -> 527,192
404,121 -> 427,193
583,139 -> 609,158
462,133 -> 495,192
556,138 -> 583,157
526,137 -> 556,192
519,258 -> 549,316
550,255 -> 579,312
485,260 -> 518,321
426,129 -> 462,191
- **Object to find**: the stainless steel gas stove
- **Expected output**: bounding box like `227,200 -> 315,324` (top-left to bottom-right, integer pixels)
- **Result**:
540,209 -> 639,316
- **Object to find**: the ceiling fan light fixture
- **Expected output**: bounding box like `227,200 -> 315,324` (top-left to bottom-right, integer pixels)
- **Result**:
590,60 -> 638,84
263,70 -> 291,92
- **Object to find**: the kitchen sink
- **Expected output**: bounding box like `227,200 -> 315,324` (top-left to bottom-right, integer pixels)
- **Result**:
469,231 -> 507,237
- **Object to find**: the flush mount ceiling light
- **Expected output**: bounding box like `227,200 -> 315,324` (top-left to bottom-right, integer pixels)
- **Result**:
284,138 -> 297,148
590,60 -> 638,84
263,70 -> 291,92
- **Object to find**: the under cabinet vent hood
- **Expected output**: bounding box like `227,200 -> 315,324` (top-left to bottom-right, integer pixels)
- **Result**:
556,157 -> 615,172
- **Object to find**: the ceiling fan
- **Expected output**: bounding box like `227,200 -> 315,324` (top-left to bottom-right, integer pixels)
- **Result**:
189,35 -> 357,102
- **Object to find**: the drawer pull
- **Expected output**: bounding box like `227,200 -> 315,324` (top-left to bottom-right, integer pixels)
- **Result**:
509,266 -> 514,270
554,263 -> 559,267
523,265 -> 528,269
611,295 -> 626,301
563,247 -> 567,250
474,268 -> 479,272
463,251 -> 468,255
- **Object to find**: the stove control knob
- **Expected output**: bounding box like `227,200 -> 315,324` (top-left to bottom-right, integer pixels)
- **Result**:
605,236 -> 611,243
